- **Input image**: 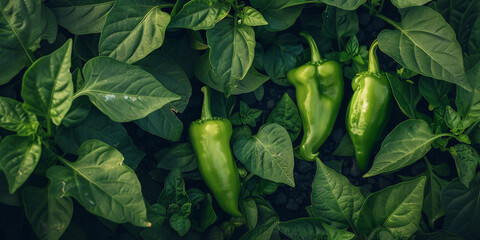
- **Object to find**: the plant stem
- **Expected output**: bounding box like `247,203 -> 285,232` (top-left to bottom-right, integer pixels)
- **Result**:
300,31 -> 322,63
375,13 -> 401,30
368,39 -> 380,74
201,86 -> 213,120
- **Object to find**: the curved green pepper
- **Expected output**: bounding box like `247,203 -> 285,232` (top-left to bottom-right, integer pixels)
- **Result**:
346,40 -> 392,172
287,31 -> 344,161
189,86 -> 241,216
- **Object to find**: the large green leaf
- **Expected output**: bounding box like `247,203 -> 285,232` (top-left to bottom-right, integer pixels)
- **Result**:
23,186 -> 73,240
239,220 -> 279,240
364,120 -> 450,177
194,53 -> 269,95
56,109 -> 144,169
278,218 -> 354,240
310,159 -> 364,229
206,19 -> 256,96
22,39 -> 73,126
386,73 -> 424,119
98,0 -> 170,64
321,6 -> 359,41
391,0 -> 431,8
456,60 -> 480,120
449,144 -> 480,187
263,33 -> 303,86
168,0 -> 230,30
233,124 -> 295,187
46,140 -> 150,227
0,135 -> 42,194
458,0 -> 480,54
75,56 -> 180,122
266,93 -> 301,141
377,6 -> 470,91
321,0 -> 366,10
0,0 -> 57,85
47,0 -> 114,35
436,0 -> 472,33
133,51 -> 191,141
422,162 -> 449,228
250,0 -> 303,32
441,174 -> 480,240
0,97 -> 39,136
356,177 -> 426,239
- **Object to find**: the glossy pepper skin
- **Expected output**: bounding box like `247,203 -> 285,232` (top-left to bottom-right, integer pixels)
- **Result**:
189,86 -> 241,216
287,31 -> 344,161
346,40 -> 392,173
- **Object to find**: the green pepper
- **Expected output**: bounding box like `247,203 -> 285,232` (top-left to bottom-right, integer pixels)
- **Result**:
346,40 -> 392,172
287,31 -> 344,161
189,86 -> 241,216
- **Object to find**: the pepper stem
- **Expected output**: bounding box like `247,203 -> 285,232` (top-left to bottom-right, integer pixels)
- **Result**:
300,31 -> 322,63
201,86 -> 213,120
368,39 -> 380,74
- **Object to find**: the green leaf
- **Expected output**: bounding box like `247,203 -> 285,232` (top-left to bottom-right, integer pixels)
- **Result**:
158,169 -> 188,207
311,159 -> 364,229
267,93 -> 301,141
195,53 -> 270,95
61,97 -> 91,128
47,0 -> 114,35
422,162 -> 449,228
458,0 -> 480,54
377,6 -> 470,91
240,6 -> 268,26
449,144 -> 480,187
364,120 -> 450,177
134,51 -> 191,141
189,192 -> 217,232
332,134 -> 355,157
239,220 -> 279,240
321,0 -> 366,10
254,196 -> 279,226
0,0 -> 57,85
0,97 -> 39,136
323,223 -> 356,239
206,19 -> 255,96
321,6 -> 359,41
418,77 -> 452,109
250,0 -> 303,32
264,33 -> 303,86
169,214 -> 191,237
0,135 -> 41,194
386,73 -> 424,119
234,124 -> 295,187
156,143 -> 197,172
278,218 -> 354,240
456,60 -> 480,121
391,0 -> 431,8
356,177 -> 426,239
441,174 -> 480,239
436,0 -> 472,34
444,106 -> 463,133
56,109 -> 144,169
76,56 -> 180,122
74,34 -> 100,62
46,140 -> 150,227
98,0 -> 170,64
240,198 -> 258,231
168,0 -> 230,30
22,39 -> 73,126
23,186 -> 73,240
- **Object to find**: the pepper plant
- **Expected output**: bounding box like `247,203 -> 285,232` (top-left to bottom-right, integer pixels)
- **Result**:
0,0 -> 479,239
